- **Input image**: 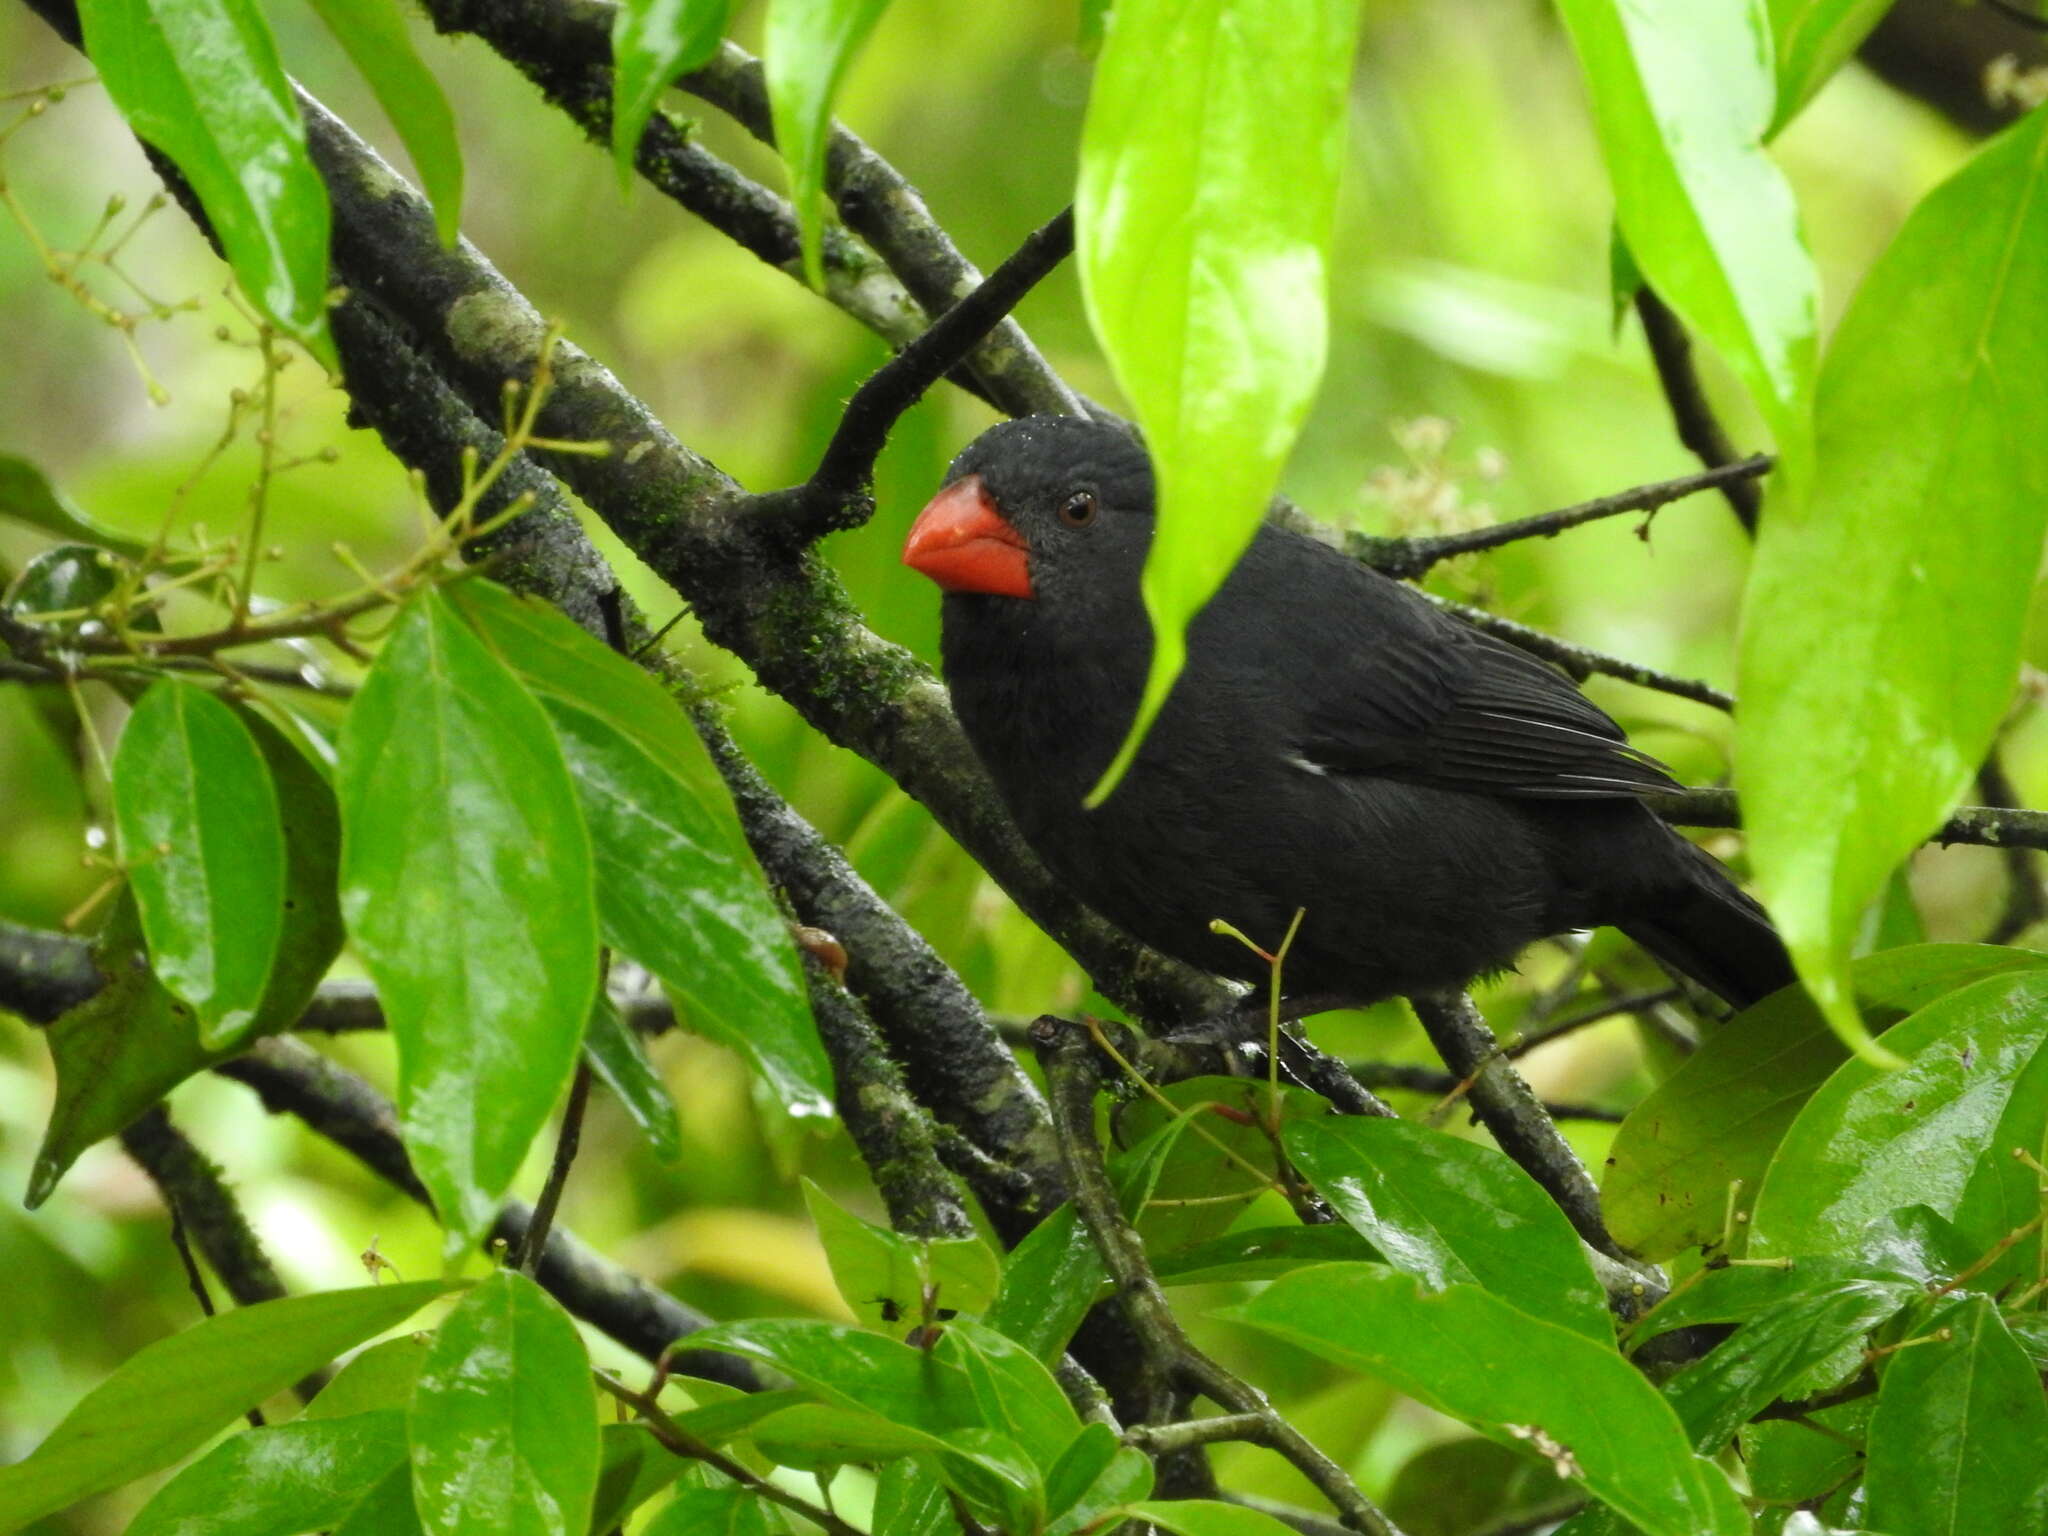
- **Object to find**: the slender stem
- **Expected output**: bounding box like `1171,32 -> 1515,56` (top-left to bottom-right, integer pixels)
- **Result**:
1351,456 -> 1771,579
1424,593 -> 1735,712
593,1372 -> 865,1536
1634,287 -> 1762,534
752,206 -> 1078,545
1505,987 -> 1682,1059
518,1061 -> 593,1277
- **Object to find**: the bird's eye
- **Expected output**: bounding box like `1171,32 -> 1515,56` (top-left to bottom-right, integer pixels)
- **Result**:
1059,491 -> 1098,528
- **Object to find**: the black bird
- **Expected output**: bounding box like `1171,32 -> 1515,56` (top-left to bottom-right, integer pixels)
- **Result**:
902,414 -> 1795,1012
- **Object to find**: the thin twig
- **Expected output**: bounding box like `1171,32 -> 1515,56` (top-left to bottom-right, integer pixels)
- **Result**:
678,39 -> 1086,419
1634,287 -> 1763,534
1032,1016 -> 1408,1536
517,1060 -> 592,1277
162,1203 -> 267,1428
751,206 -> 1078,545
1649,786 -> 2048,853
1423,593 -> 1735,711
1985,0 -> 2048,32
1978,752 -> 2044,942
1342,1063 -> 1624,1123
1505,987 -> 1682,1058
121,1104 -> 314,1412
1125,1413 -> 1272,1454
593,1371 -> 865,1536
1351,456 -> 1771,579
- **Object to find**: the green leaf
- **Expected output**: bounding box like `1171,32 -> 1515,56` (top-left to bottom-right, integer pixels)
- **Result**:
1042,1422 -> 1153,1536
1384,1437 -> 1583,1536
1553,0 -> 1817,486
666,1388 -> 814,1447
1225,1266 -> 1748,1536
302,0 -> 463,245
611,0 -> 736,183
0,1281 -> 455,1529
543,697 -> 826,1118
1737,106 -> 2048,1062
1948,1009 -> 2048,1289
28,757 -> 339,1207
1286,1117 -> 1609,1341
681,1319 -> 973,1435
333,1464 -> 419,1536
112,680 -> 286,1046
1765,0 -> 1893,132
306,1334 -> 432,1419
233,702 -> 345,1032
1114,1079 -> 1324,1252
1661,1277 -> 1917,1453
449,581 -> 824,1122
763,0 -> 891,288
871,1459 -> 955,1536
581,994 -> 684,1164
4,541 -> 125,622
1627,1256 -> 1916,1347
641,1486 -> 779,1536
747,1401 -> 944,1466
587,1423 -> 690,1536
0,454 -> 149,557
933,1318 -> 1080,1471
932,1428 -> 1043,1535
1749,968 -> 2048,1261
337,589 -> 599,1254
27,892 -> 222,1207
802,1178 -> 1001,1331
1152,1222 -> 1378,1285
1125,1501 -> 1317,1536
77,0 -> 334,360
1074,0 -> 1363,803
985,1204 -> 1108,1362
126,1410 -> 409,1536
1603,944 -> 2048,1259
1865,1297 -> 2048,1536
2008,1313 -> 2048,1371
409,1269 -> 600,1536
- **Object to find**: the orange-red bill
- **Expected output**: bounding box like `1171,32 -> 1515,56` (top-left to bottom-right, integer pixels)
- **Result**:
902,475 -> 1034,599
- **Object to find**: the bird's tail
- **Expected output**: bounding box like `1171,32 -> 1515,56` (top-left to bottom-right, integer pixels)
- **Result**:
1619,843 -> 1798,1011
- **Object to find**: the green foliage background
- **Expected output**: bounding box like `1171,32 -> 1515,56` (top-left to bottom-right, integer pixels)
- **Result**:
0,1 -> 2033,1528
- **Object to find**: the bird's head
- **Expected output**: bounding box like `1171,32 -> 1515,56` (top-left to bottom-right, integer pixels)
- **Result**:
902,415 -> 1153,606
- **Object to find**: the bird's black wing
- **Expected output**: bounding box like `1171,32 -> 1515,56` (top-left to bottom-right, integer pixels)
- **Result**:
1251,536 -> 1678,801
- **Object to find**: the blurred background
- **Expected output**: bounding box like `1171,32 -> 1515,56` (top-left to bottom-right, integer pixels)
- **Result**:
0,0 -> 2031,1526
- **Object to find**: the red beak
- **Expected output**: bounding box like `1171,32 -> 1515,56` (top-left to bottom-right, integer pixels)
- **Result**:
902,475 -> 1034,599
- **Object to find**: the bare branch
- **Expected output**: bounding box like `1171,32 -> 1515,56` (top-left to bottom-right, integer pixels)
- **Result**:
1351,456 -> 1771,580
1633,287 -> 1762,534
1424,593 -> 1736,712
1343,1063 -> 1625,1123
1505,987 -> 1683,1059
1978,752 -> 2045,942
515,1061 -> 592,1277
1650,785 -> 2048,854
751,206 -> 1078,545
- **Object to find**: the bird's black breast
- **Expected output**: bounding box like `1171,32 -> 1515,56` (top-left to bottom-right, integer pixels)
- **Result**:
936,539 -> 1605,999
